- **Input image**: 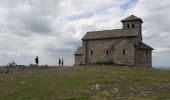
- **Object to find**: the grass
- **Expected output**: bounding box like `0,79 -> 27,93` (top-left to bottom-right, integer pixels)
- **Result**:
0,66 -> 170,100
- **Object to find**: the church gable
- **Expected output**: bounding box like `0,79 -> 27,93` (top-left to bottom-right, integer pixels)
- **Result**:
113,38 -> 135,65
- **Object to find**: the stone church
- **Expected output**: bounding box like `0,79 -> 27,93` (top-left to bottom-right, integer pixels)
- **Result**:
74,15 -> 153,67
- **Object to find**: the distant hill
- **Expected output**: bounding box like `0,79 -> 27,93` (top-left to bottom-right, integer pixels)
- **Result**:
0,66 -> 170,100
154,67 -> 170,70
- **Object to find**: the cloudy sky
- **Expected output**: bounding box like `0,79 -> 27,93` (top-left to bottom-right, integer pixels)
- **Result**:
0,0 -> 169,67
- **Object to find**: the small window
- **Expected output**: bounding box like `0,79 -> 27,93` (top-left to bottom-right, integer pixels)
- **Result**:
132,24 -> 134,28
106,49 -> 109,55
127,24 -> 130,28
146,51 -> 148,56
91,50 -> 93,55
123,49 -> 126,55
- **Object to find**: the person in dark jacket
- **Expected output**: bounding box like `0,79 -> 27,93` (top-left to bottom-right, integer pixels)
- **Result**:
58,58 -> 61,66
35,56 -> 39,66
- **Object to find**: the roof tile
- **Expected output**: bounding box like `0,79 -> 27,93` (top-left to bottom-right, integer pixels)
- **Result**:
121,15 -> 143,23
74,47 -> 83,55
137,42 -> 154,50
82,28 -> 140,40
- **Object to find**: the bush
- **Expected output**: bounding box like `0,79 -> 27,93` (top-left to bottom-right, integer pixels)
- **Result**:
96,61 -> 114,65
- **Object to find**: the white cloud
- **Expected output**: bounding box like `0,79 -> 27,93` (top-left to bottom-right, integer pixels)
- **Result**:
0,0 -> 169,67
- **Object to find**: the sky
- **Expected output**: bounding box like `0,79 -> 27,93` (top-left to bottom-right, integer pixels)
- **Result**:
0,0 -> 169,67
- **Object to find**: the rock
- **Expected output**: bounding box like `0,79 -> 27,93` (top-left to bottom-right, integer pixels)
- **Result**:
128,87 -> 137,94
111,87 -> 119,93
95,84 -> 101,91
90,85 -> 95,90
0,65 -> 50,74
138,86 -> 153,96
90,83 -> 101,91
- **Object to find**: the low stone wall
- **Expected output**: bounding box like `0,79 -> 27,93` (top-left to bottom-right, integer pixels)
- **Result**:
0,65 -> 49,74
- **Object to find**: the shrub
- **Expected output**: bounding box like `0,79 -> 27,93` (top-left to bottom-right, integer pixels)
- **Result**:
96,61 -> 114,66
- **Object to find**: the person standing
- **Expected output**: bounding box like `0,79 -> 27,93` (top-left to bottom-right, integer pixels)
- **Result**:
58,58 -> 61,66
35,56 -> 39,66
61,58 -> 64,67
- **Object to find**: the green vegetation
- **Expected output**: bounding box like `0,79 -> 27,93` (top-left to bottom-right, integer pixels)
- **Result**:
0,66 -> 170,100
96,61 -> 115,65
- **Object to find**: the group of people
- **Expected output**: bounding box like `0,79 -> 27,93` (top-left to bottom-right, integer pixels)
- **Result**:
34,56 -> 64,67
58,58 -> 64,66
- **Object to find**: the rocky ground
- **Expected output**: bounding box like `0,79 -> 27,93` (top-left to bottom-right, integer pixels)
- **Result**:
0,65 -> 49,74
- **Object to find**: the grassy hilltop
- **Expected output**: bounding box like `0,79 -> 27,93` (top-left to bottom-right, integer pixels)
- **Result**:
0,66 -> 170,100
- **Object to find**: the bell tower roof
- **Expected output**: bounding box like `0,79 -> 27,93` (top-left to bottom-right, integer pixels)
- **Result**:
121,15 -> 143,23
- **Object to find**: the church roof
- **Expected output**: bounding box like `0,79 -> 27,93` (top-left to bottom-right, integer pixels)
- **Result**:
74,47 -> 83,55
121,15 -> 143,23
137,42 -> 154,50
82,28 -> 140,40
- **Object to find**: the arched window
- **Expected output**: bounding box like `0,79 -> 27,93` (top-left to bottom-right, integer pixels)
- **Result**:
132,24 -> 134,28
146,51 -> 148,56
91,50 -> 93,55
127,24 -> 130,28
123,49 -> 126,55
106,49 -> 109,55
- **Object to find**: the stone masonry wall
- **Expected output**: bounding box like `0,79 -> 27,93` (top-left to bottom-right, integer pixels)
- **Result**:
123,20 -> 142,29
85,38 -> 120,64
85,37 -> 138,64
82,41 -> 86,65
74,54 -> 83,66
113,39 -> 135,66
136,50 -> 152,67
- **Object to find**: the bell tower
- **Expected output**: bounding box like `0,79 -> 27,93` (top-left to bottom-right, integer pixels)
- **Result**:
121,15 -> 143,30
